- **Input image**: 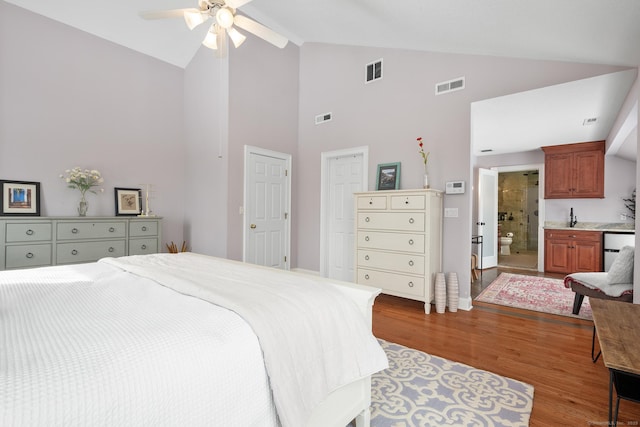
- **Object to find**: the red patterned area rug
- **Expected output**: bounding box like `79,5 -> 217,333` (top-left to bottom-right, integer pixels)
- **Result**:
475,273 -> 592,320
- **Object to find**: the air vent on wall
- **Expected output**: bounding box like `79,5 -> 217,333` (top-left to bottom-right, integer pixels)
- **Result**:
315,112 -> 332,125
435,76 -> 465,95
365,59 -> 383,83
583,117 -> 598,126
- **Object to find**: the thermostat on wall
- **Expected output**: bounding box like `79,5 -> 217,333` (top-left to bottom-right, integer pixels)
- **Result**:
445,181 -> 465,194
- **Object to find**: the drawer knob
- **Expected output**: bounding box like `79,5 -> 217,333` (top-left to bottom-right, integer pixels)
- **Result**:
71,249 -> 78,255
141,244 -> 147,250
142,226 -> 147,231
365,255 -> 370,261
409,239 -> 414,245
26,229 -> 34,236
26,252 -> 34,259
408,281 -> 414,288
364,274 -> 370,280
71,228 -> 79,234
369,200 -> 373,205
408,218 -> 414,224
365,236 -> 370,242
109,227 -> 115,232
365,217 -> 370,222
108,247 -> 115,253
405,200 -> 409,204
408,260 -> 414,266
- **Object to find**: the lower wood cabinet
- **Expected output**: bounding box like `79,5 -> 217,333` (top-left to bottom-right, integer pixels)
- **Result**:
544,229 -> 602,274
0,217 -> 162,270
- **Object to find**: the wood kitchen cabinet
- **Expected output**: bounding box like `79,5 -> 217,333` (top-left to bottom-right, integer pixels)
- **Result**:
544,229 -> 603,274
542,141 -> 604,199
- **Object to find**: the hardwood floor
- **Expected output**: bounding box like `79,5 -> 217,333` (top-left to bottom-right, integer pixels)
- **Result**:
372,266 -> 640,426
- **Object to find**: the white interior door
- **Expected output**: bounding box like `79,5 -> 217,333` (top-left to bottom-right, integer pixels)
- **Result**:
320,147 -> 368,280
478,168 -> 498,269
244,146 -> 291,269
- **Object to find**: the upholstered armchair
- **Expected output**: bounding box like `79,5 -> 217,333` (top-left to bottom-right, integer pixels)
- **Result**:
564,245 -> 634,315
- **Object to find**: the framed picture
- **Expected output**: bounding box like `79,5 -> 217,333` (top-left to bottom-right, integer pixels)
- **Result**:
114,187 -> 142,216
0,180 -> 41,216
376,162 -> 401,190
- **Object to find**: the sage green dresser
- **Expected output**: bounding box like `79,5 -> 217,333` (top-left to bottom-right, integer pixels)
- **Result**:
0,217 -> 162,270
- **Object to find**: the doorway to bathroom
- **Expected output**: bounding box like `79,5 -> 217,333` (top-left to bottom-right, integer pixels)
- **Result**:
496,165 -> 545,271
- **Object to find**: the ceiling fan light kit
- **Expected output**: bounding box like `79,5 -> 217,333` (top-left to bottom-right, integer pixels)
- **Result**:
184,10 -> 206,30
140,0 -> 288,57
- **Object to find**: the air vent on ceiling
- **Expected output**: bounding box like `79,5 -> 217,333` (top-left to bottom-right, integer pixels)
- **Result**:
365,59 -> 383,83
315,112 -> 332,125
583,117 -> 598,126
435,76 -> 465,95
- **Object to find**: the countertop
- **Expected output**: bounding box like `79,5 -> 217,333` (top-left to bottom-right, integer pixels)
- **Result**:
544,221 -> 635,233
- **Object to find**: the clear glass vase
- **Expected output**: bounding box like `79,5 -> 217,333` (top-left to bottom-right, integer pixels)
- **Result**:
423,173 -> 429,189
78,195 -> 88,216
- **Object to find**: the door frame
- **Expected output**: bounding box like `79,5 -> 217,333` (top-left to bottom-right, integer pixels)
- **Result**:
478,168 -> 499,269
493,163 -> 546,272
242,145 -> 292,269
319,146 -> 369,278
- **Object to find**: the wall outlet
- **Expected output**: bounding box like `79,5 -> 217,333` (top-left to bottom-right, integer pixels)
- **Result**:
444,208 -> 459,218
620,213 -> 627,220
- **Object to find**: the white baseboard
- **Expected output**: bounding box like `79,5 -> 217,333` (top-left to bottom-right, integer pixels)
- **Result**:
292,268 -> 321,276
457,297 -> 473,311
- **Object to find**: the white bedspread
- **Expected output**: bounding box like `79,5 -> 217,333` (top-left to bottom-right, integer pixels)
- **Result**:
1,261 -> 278,426
100,253 -> 388,427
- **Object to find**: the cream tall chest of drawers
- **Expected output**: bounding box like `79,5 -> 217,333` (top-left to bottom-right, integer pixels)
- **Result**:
0,217 -> 162,270
354,189 -> 443,313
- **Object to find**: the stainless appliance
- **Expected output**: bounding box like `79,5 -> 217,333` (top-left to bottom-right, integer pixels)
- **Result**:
603,232 -> 635,271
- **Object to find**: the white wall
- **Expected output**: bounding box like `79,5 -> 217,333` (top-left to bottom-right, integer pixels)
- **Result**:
296,43 -> 629,304
183,48 -> 229,256
0,2 -> 186,247
225,37 -> 300,262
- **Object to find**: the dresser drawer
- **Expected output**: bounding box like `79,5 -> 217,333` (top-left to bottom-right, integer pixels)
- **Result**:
5,223 -> 52,243
56,240 -> 126,264
129,238 -> 158,255
357,212 -> 425,232
358,250 -> 424,274
130,221 -> 158,237
357,268 -> 424,297
57,222 -> 126,240
5,244 -> 52,269
390,194 -> 426,210
356,196 -> 387,210
358,231 -> 425,253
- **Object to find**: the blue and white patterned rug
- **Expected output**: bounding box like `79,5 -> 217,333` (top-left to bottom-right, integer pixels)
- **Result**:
367,340 -> 534,426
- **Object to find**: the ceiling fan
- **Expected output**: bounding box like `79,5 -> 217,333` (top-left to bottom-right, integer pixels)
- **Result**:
140,0 -> 288,57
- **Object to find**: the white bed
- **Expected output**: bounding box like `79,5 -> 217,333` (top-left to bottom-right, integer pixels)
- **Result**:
0,253 -> 387,427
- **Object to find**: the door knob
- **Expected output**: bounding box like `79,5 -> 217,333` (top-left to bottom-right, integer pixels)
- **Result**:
250,224 -> 257,229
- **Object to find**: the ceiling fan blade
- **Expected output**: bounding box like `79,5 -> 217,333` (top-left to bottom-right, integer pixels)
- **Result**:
233,15 -> 288,48
225,0 -> 254,9
139,8 -> 198,20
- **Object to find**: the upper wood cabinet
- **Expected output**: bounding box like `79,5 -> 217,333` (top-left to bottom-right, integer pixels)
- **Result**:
542,141 -> 605,199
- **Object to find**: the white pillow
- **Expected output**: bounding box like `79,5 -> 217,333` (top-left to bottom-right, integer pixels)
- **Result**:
607,245 -> 634,285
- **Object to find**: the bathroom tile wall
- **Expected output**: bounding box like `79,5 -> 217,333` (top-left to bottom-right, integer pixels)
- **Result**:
498,171 -> 539,252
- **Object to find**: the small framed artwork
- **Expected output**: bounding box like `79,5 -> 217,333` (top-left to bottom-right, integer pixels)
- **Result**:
0,180 -> 41,216
376,162 -> 401,191
114,188 -> 142,216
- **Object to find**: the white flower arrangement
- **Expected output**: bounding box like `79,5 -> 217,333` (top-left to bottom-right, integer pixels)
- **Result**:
60,167 -> 105,197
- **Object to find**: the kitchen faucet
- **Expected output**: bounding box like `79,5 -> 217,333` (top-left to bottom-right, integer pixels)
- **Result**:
569,207 -> 578,228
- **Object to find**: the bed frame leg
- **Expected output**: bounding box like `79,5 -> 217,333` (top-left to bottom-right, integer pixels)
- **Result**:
354,408 -> 371,427
572,293 -> 584,315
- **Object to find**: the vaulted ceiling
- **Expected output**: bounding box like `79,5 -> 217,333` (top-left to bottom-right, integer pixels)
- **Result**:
5,0 -> 640,160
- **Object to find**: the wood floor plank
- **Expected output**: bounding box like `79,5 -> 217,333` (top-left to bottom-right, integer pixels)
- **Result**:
372,270 -> 640,426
